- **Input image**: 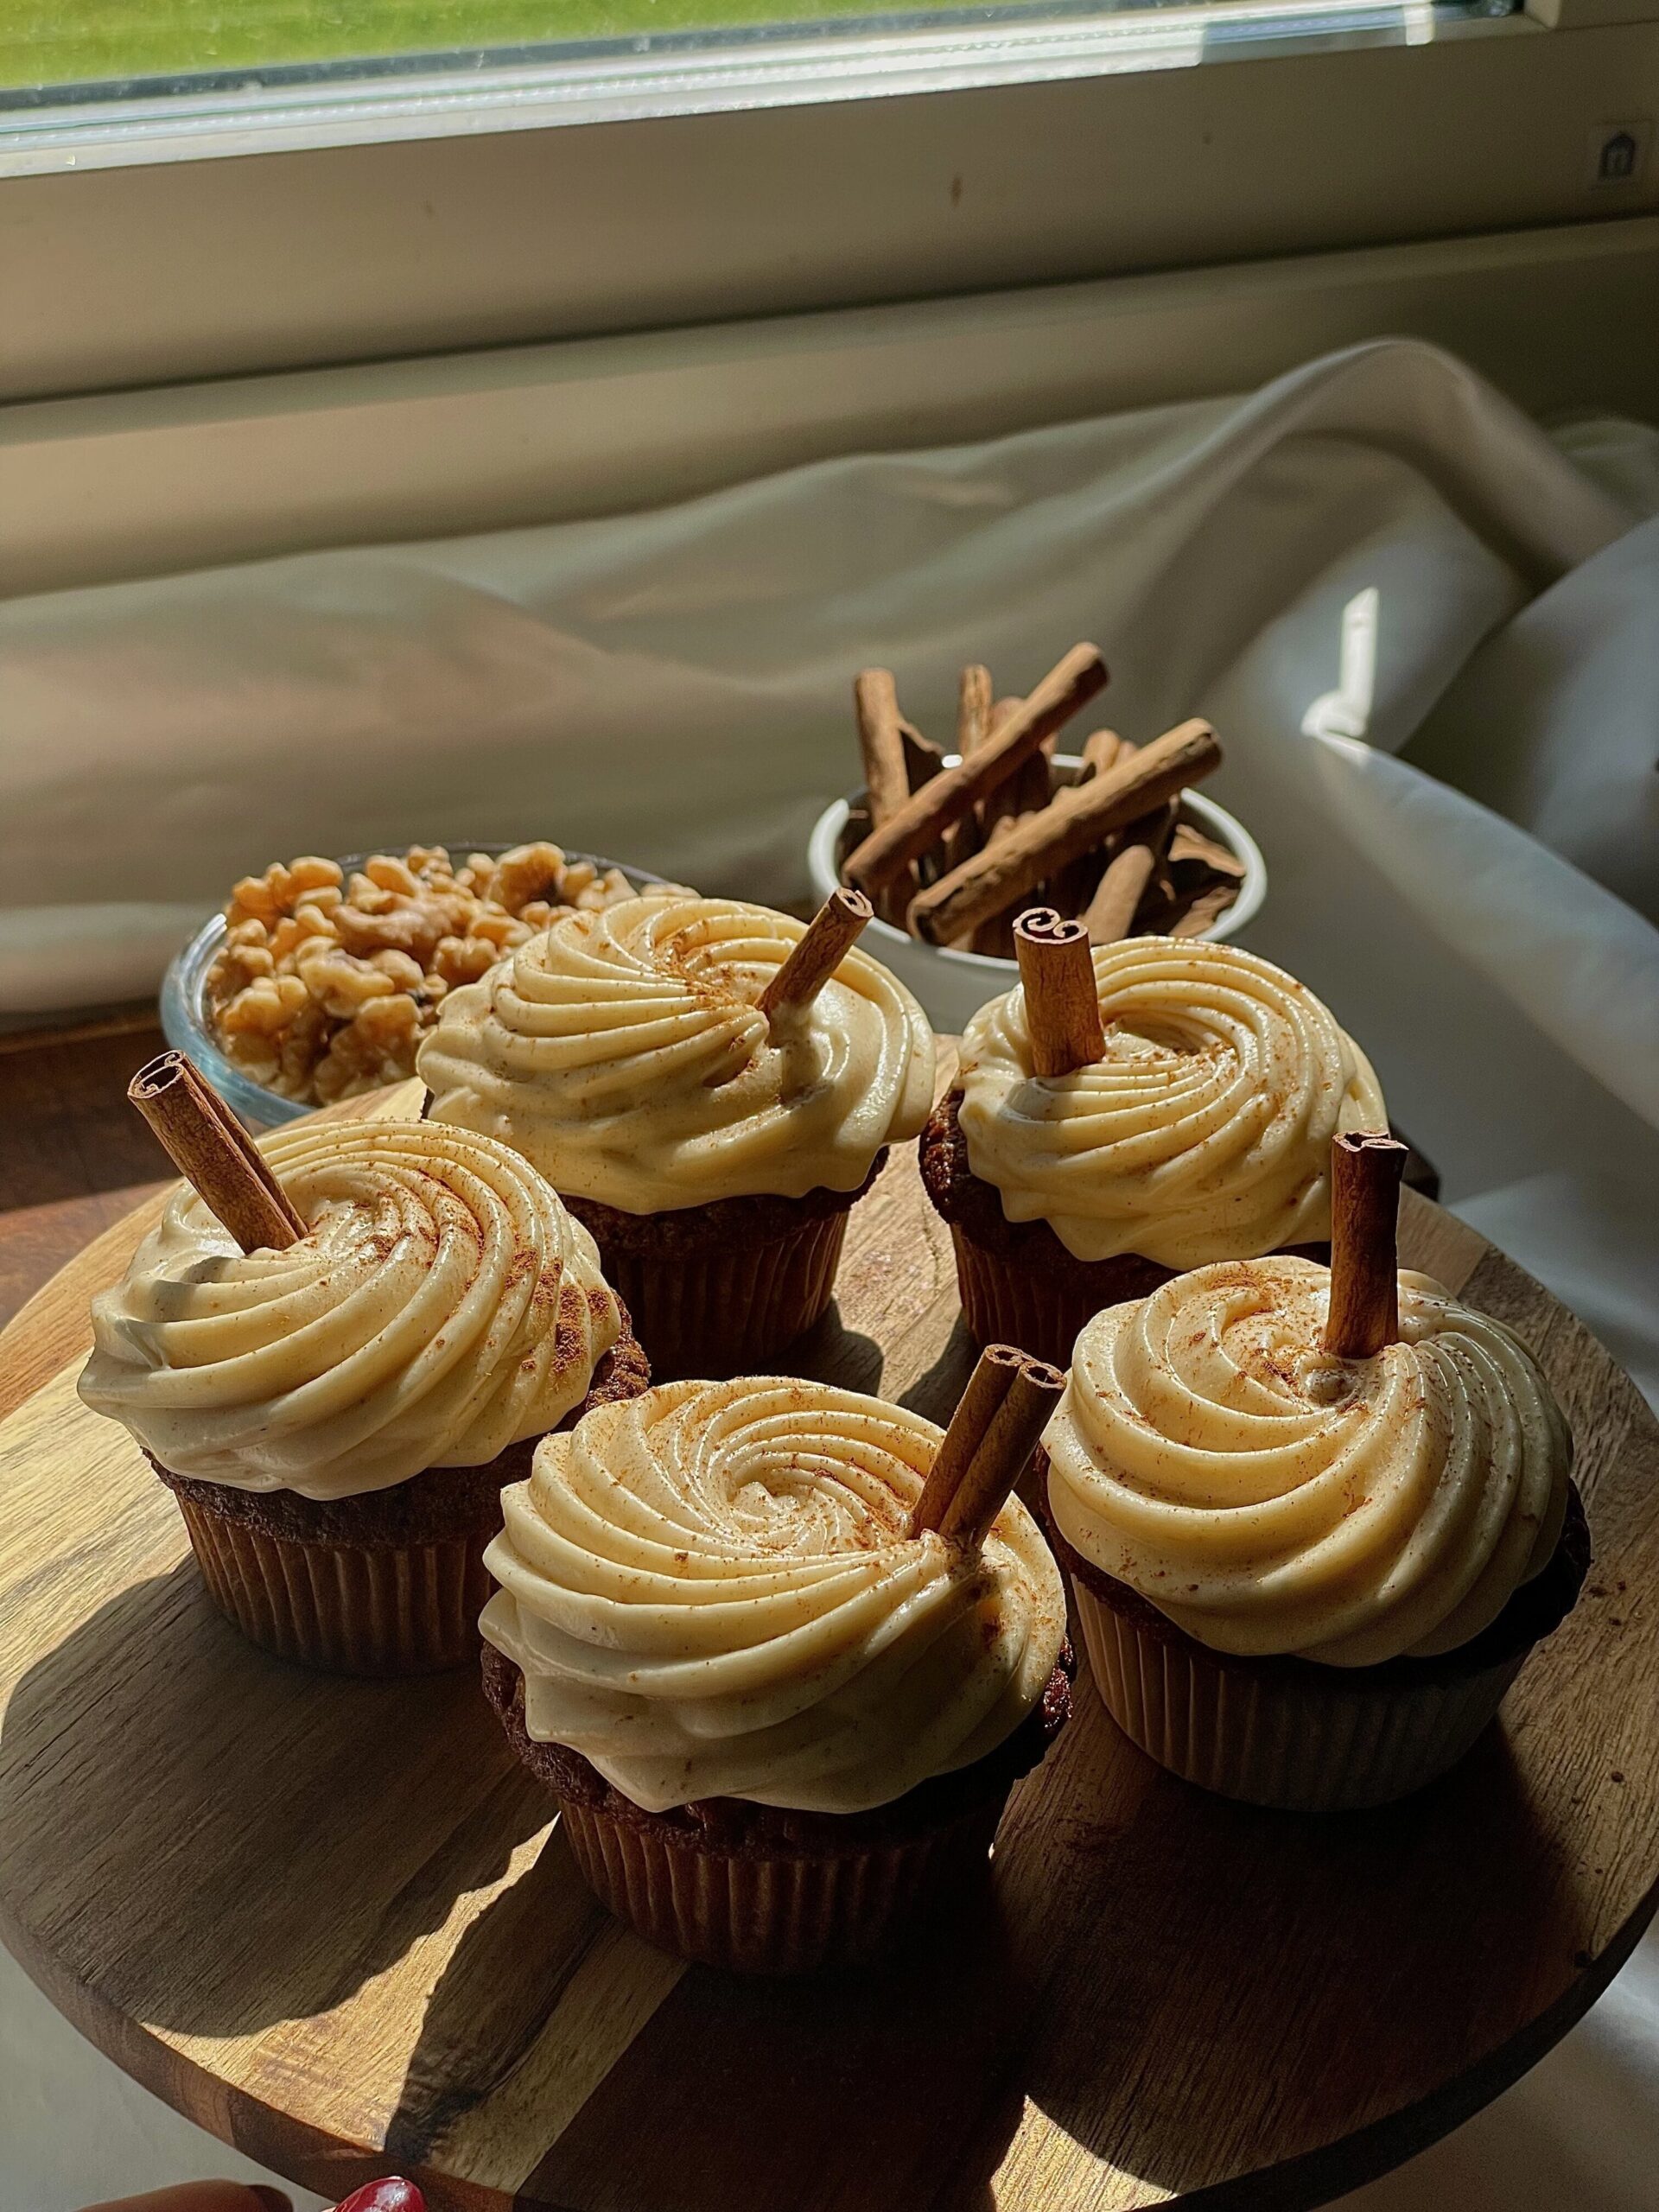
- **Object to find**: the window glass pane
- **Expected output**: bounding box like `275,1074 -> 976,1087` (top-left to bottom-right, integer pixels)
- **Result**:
1,0 -> 1519,102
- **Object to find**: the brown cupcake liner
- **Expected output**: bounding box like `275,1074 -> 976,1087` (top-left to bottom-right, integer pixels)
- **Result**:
556,1787 -> 1007,1974
923,1088 -> 1337,1367
1071,1575 -> 1533,1811
157,1326 -> 652,1676
575,1205 -> 855,1382
1043,1461 -> 1590,1812
482,1643 -> 1072,1973
176,1493 -> 494,1675
946,1223 -> 1159,1370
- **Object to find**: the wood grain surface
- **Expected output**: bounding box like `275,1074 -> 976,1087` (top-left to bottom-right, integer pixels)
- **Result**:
0,1071 -> 1655,2212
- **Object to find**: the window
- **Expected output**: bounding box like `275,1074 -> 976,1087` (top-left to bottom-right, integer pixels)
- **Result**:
3,0 -> 1656,561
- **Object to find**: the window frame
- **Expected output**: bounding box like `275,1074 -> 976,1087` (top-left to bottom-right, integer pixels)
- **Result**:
1,4 -> 1656,405
6,207 -> 1658,600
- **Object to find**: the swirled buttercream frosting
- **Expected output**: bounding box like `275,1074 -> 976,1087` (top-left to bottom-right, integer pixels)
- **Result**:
79,1119 -> 622,1501
416,893 -> 935,1211
957,937 -> 1385,1266
480,1377 -> 1066,1813
1044,1257 -> 1572,1667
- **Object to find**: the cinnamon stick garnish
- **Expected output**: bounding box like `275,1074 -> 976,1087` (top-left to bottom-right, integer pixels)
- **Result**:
911,1344 -> 1066,1550
907,1342 -> 1023,1539
1014,909 -> 1105,1076
906,718 -> 1220,947
759,887 -> 872,1024
843,644 -> 1107,899
1083,801 -> 1179,944
1323,1132 -> 1408,1359
128,1051 -> 306,1254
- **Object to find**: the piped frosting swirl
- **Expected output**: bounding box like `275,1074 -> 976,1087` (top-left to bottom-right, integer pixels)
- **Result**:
957,936 -> 1386,1266
480,1377 -> 1066,1813
416,893 -> 935,1211
79,1119 -> 621,1500
1044,1257 -> 1572,1667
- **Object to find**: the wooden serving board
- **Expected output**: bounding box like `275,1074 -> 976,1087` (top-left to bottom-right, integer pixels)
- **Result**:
1,1072 -> 1656,2212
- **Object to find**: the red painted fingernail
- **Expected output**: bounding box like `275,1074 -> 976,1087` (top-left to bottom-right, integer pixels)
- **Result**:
333,2183 -> 426,2212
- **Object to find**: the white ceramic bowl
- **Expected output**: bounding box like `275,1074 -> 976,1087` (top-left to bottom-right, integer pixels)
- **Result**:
806,755 -> 1266,1034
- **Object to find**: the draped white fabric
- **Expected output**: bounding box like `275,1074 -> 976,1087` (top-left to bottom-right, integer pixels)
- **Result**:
2,336 -> 1656,2206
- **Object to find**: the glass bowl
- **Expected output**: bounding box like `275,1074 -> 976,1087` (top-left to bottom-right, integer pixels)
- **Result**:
160,845 -> 670,1128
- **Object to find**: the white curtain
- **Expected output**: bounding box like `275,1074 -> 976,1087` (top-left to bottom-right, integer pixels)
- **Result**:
2,336 -> 1656,2209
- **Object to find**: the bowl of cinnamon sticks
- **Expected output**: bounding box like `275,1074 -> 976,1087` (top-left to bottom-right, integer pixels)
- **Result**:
807,643 -> 1266,1032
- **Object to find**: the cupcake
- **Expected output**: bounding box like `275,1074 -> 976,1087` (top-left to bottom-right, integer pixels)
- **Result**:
1040,1248 -> 1588,1810
921,926 -> 1387,1366
80,1109 -> 648,1675
417,889 -> 936,1379
479,1362 -> 1071,1972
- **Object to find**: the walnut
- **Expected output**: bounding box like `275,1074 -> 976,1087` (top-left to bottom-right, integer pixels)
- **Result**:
491,841 -> 566,915
205,840 -> 640,1104
334,891 -> 474,963
296,948 -> 397,1020
431,934 -> 499,988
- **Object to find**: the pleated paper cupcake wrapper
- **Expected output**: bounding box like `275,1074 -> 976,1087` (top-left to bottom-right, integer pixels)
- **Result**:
176,1496 -> 494,1676
593,1207 -> 853,1382
1071,1574 -> 1531,1812
949,1224 -> 1132,1370
556,1789 -> 1007,1974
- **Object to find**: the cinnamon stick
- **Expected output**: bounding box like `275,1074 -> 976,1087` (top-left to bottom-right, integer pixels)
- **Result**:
957,664 -> 995,760
1084,802 -> 1179,944
1014,909 -> 1105,1076
970,747 -> 1053,955
1044,733 -> 1132,915
1169,823 -> 1245,881
1323,1132 -> 1408,1358
1077,728 -> 1131,779
854,669 -> 909,825
128,1051 -> 306,1254
854,669 -> 915,925
759,887 -> 872,1023
942,666 -> 997,880
907,1341 -> 1024,1540
843,644 -> 1107,898
913,1347 -> 1067,1549
1169,883 -> 1239,938
899,721 -> 945,792
906,718 -> 1220,947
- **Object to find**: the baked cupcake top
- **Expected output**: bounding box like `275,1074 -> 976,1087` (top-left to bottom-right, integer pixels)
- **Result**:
79,1119 -> 622,1501
957,937 -> 1385,1266
480,1376 -> 1066,1813
416,893 -> 935,1212
1043,1255 -> 1573,1667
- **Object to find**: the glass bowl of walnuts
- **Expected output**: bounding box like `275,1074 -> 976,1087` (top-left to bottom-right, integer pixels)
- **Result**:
161,841 -> 671,1128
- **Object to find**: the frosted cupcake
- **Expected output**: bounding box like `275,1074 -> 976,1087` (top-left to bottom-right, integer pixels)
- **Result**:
417,889 -> 936,1378
81,1110 -> 647,1675
920,925 -> 1386,1366
1040,1249 -> 1588,1809
480,1363 -> 1071,1971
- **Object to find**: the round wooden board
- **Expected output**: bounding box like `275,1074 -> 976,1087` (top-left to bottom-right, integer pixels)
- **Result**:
1,1069 -> 1656,2212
